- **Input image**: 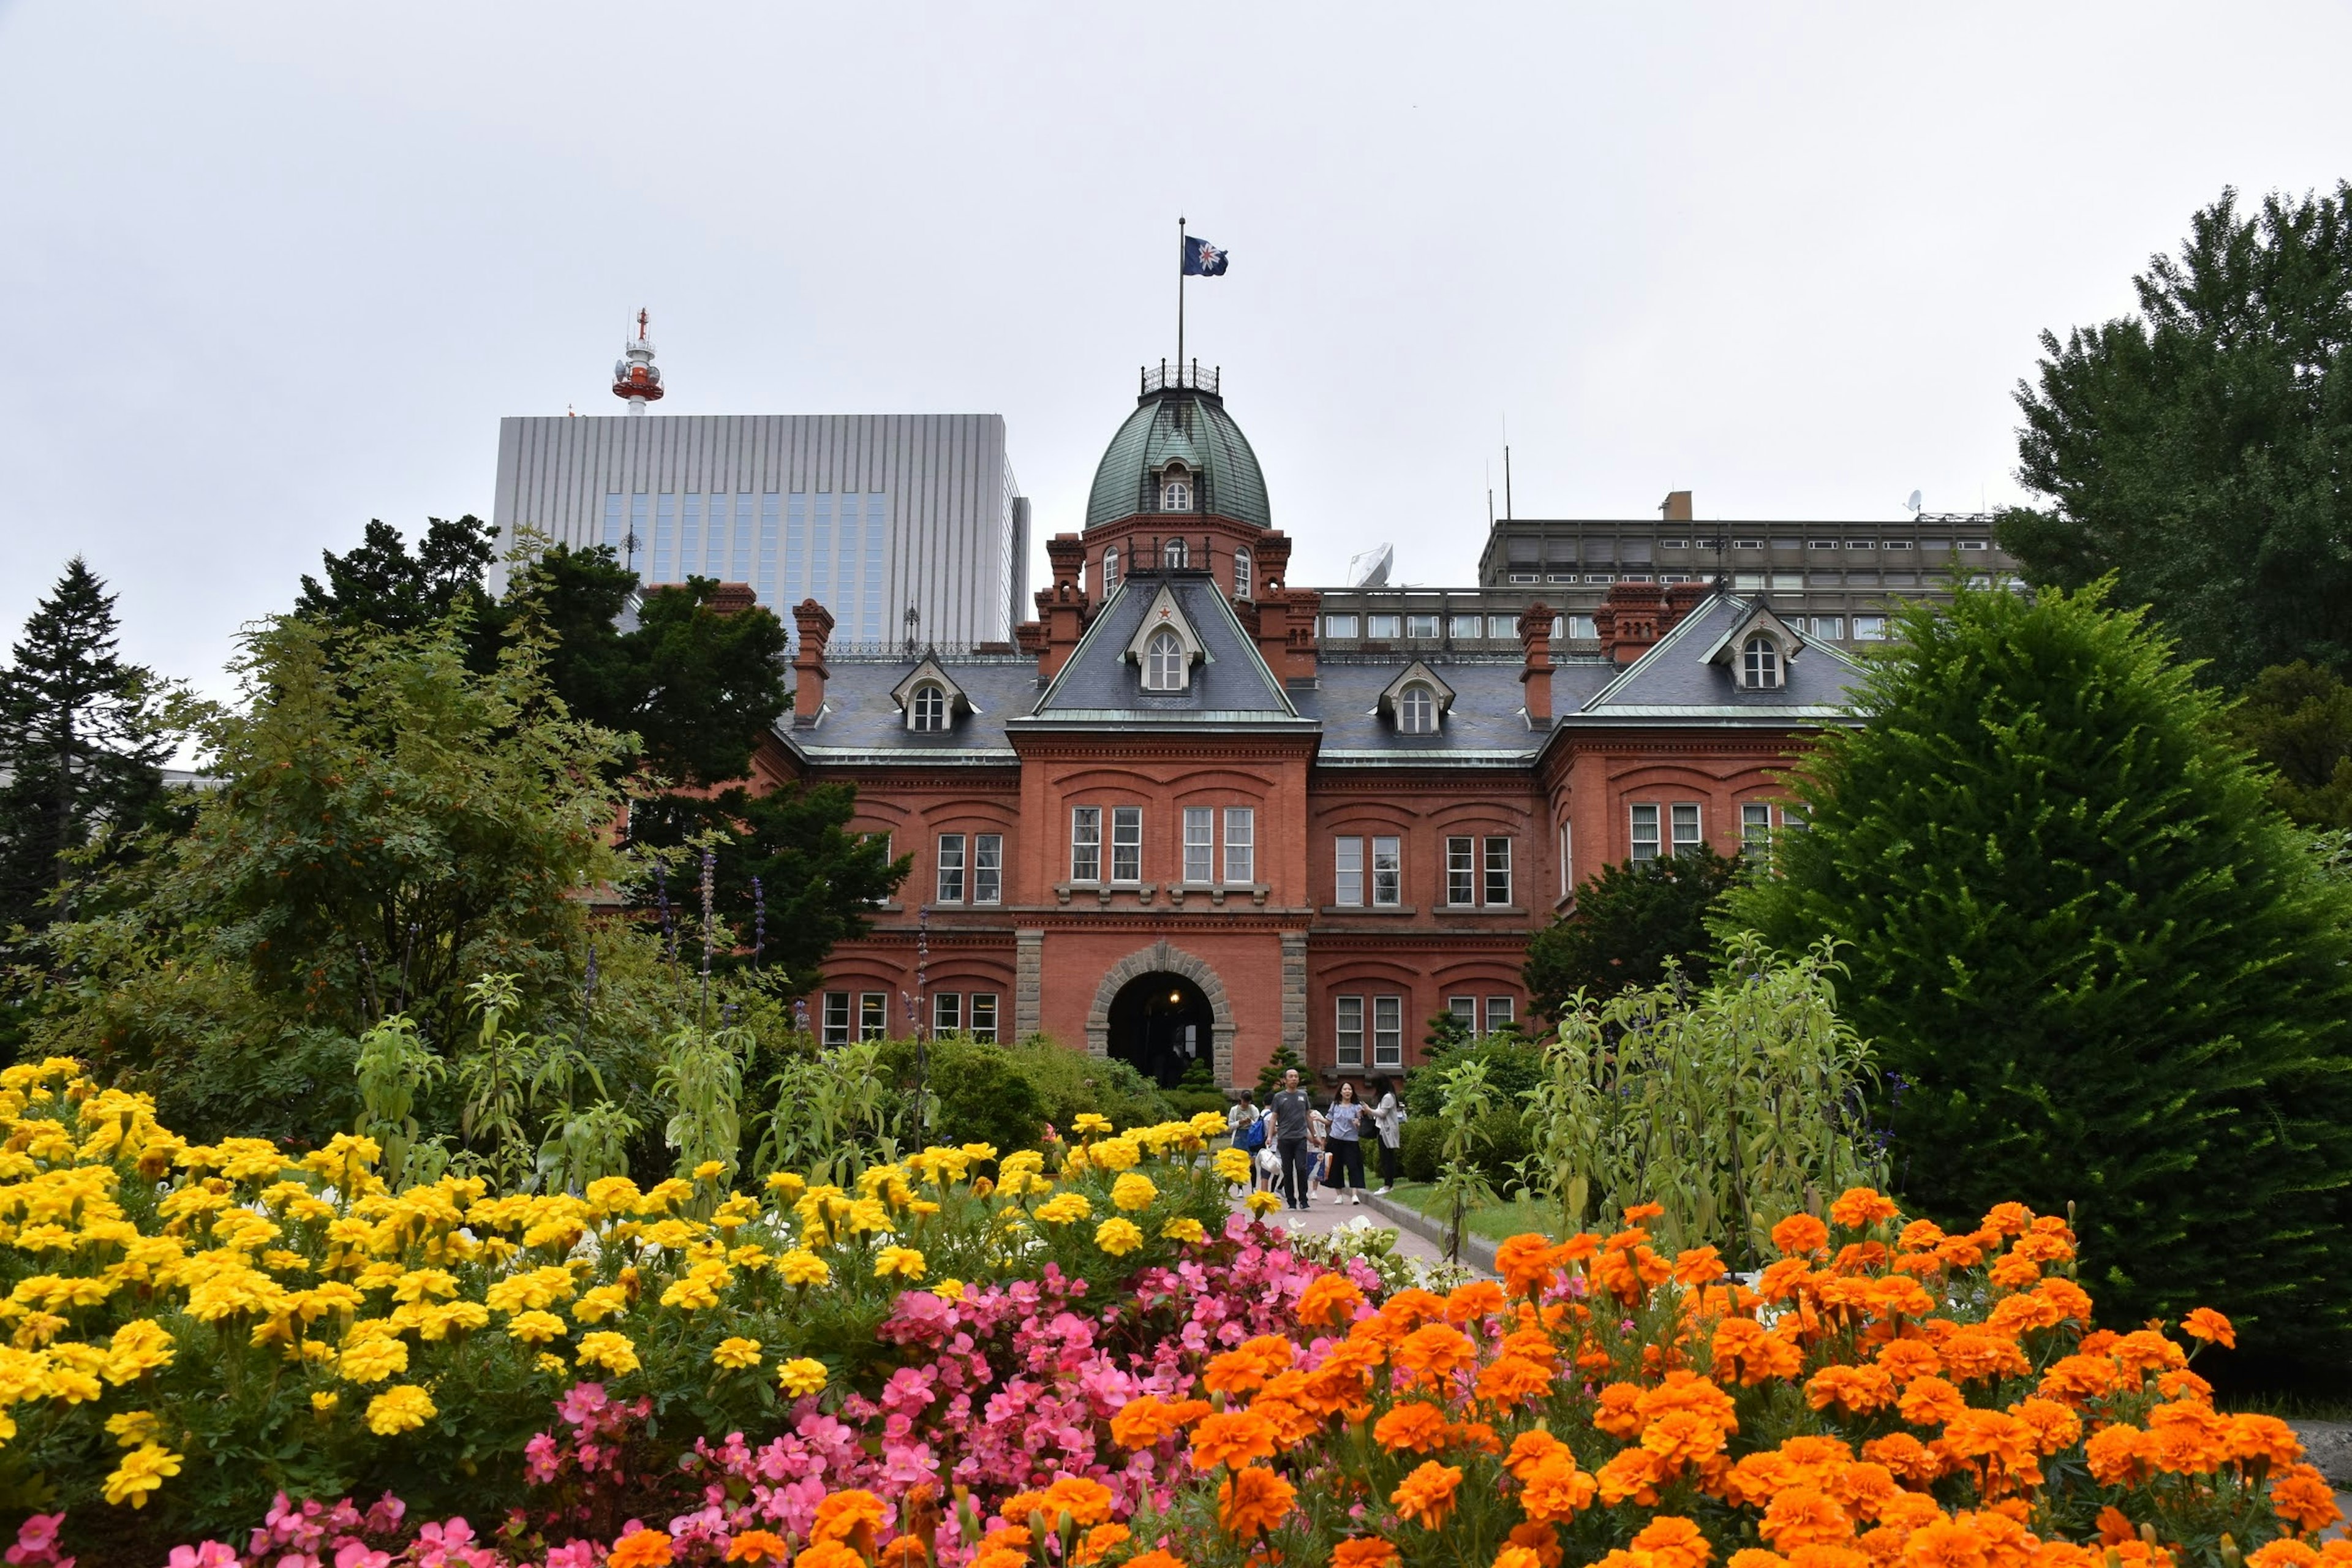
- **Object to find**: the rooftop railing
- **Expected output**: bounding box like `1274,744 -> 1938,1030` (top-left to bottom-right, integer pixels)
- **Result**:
1140,360 -> 1219,396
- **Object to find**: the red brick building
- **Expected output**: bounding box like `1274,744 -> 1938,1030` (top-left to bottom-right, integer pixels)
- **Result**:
758,369 -> 1862,1089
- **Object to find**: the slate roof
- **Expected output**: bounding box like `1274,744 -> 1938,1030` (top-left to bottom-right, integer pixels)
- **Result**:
1085,388 -> 1272,530
1019,570 -> 1305,728
775,586 -> 1863,768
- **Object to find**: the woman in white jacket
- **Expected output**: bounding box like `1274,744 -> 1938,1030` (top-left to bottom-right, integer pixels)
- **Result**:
1366,1075 -> 1405,1195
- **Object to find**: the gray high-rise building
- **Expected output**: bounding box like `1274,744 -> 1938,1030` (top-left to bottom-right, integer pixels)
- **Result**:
491,409 -> 1030,649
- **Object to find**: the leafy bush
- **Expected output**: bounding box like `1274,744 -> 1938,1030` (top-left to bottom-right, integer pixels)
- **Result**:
1523,843 -> 1744,1017
1399,1115 -> 1444,1183
1402,1036 -> 1545,1119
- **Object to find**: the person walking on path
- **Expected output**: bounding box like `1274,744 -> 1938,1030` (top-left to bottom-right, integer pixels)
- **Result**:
1325,1080 -> 1368,1202
1225,1089 -> 1261,1195
1368,1075 -> 1405,1195
1268,1068 -> 1316,1210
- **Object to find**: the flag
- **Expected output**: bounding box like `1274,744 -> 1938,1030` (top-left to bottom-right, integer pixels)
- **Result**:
1183,235 -> 1229,276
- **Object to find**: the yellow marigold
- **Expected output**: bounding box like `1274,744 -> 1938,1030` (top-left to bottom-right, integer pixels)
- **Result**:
1090,1137 -> 1141,1173
105,1409 -> 162,1447
507,1310 -> 568,1346
712,1336 -> 763,1370
102,1440 -> 182,1507
571,1284 -> 629,1324
765,1170 -> 806,1197
364,1384 -> 435,1436
1243,1190 -> 1283,1217
1112,1172 -> 1158,1212
576,1330 -> 641,1376
1071,1112 -> 1114,1137
1161,1217 -> 1208,1245
1213,1148 -> 1253,1184
778,1357 -> 829,1396
312,1391 -> 339,1412
692,1160 -> 728,1182
336,1333 -> 410,1385
932,1279 -> 967,1301
777,1249 -> 831,1287
661,1261 -> 732,1310
535,1352 -> 568,1374
1095,1218 -> 1145,1257
1036,1193 -> 1093,1225
874,1246 -> 927,1280
103,1319 -> 177,1384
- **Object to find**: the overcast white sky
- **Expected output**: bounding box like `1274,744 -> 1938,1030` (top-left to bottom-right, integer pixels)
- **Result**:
4,3 -> 2349,691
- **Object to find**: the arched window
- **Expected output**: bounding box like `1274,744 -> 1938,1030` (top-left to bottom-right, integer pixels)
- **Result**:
1233,547 -> 1252,599
1160,464 -> 1193,511
1742,636 -> 1782,690
1165,538 -> 1188,568
910,684 -> 948,732
1145,629 -> 1186,691
1101,547 -> 1120,594
1398,684 -> 1438,734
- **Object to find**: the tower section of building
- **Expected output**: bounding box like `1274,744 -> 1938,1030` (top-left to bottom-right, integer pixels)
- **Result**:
492,413 -> 1030,648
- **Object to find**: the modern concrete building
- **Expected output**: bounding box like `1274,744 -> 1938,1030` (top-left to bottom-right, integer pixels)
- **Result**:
491,329 -> 1030,647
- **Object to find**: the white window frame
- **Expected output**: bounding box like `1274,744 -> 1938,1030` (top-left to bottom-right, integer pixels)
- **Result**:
1335,996 -> 1365,1068
1446,836 -> 1476,906
1373,996 -> 1404,1069
1224,807 -> 1254,886
858,993 -> 888,1041
1325,613 -> 1360,638
935,833 -> 966,903
1101,546 -> 1120,593
1559,820 -> 1573,895
1449,614 -> 1483,639
1371,836 -> 1402,907
1743,636 -> 1782,689
1071,806 -> 1102,884
1671,803 -> 1703,855
1145,630 -> 1185,691
1233,548 -> 1252,598
1407,613 -> 1439,639
1399,684 -> 1438,734
1161,468 -> 1193,511
1447,995 -> 1476,1031
822,992 -> 851,1047
1483,836 -> 1512,906
1334,836 -> 1364,907
911,685 -> 948,732
1110,805 -> 1142,884
1165,537 -> 1189,567
969,993 -> 1000,1043
1368,613 -> 1402,639
974,832 -> 1003,905
932,992 -> 962,1035
1631,804 -> 1661,862
1484,996 -> 1515,1035
1854,615 -> 1888,641
1183,807 -> 1213,885
1741,802 -> 1772,860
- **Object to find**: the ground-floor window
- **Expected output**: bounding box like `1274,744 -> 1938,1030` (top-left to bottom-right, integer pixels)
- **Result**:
859,992 -> 888,1041
1484,995 -> 1515,1034
933,992 -> 962,1035
970,993 -> 999,1042
822,991 -> 851,1046
1373,996 -> 1404,1069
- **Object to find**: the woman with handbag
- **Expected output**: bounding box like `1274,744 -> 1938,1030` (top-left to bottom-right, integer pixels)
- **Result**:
1367,1075 -> 1405,1196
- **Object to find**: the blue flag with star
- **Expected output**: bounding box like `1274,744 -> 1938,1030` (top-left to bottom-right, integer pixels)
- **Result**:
1183,236 -> 1229,276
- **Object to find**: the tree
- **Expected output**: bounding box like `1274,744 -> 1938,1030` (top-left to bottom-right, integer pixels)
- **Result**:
625,578 -> 791,788
1523,843 -> 1742,1020
1727,581 -> 2352,1363
2228,662 -> 2352,829
0,559 -> 171,932
295,516 -> 498,634
1998,184 -> 2352,688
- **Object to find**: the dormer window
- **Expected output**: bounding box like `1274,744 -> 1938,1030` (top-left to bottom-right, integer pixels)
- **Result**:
911,684 -> 948,731
1101,546 -> 1120,594
1399,684 -> 1438,734
1165,538 -> 1188,568
1160,463 -> 1193,511
1742,635 -> 1783,690
1145,629 -> 1186,691
1234,547 -> 1252,599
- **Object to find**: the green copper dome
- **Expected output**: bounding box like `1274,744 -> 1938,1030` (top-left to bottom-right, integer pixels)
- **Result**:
1084,371 -> 1271,531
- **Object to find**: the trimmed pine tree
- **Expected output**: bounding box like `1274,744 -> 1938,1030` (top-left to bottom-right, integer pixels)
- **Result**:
1729,581 -> 2352,1365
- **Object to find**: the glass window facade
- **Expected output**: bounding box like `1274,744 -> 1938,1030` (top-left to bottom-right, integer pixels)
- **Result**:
1334,837 -> 1363,907
936,834 -> 965,903
1372,837 -> 1402,906
974,834 -> 1002,905
970,993 -> 999,1043
1224,807 -> 1254,886
1110,807 -> 1142,883
1335,997 -> 1365,1068
1071,807 -> 1102,883
1373,997 -> 1403,1069
1183,807 -> 1213,884
1483,837 -> 1512,905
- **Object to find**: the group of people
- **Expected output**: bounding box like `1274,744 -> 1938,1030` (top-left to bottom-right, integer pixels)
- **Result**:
1225,1068 -> 1405,1210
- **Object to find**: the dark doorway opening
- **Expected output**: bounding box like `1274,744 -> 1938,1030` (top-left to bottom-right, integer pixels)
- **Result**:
1107,971 -> 1215,1088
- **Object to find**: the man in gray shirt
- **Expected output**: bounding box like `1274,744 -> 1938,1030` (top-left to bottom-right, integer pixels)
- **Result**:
1268,1069 -> 1315,1210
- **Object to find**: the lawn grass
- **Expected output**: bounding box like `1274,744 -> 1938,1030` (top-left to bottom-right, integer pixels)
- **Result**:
1384,1182 -> 1567,1245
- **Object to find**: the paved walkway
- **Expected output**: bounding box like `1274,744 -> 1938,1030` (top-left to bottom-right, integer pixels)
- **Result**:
1225,1181 -> 1458,1267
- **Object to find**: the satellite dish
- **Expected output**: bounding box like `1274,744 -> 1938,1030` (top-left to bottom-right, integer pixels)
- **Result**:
1348,543 -> 1395,587
1904,490 -> 1923,514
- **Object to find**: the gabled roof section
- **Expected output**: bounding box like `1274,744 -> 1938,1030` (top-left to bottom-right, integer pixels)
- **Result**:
1376,660 -> 1458,721
1697,601 -> 1806,669
1123,583 -> 1208,674
1020,570 -> 1302,725
1570,591 -> 1867,725
889,657 -> 974,720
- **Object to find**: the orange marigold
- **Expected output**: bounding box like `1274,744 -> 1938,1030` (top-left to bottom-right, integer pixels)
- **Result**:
1496,1234 -> 1562,1297
1508,1521 -> 1564,1568
1594,1382 -> 1648,1438
1520,1454 -> 1598,1523
1772,1213 -> 1831,1258
1897,1521 -> 1989,1568
1039,1477 -> 1115,1527
1673,1245 -> 1728,1286
1296,1272 -> 1367,1327
2246,1545 -> 2322,1568
1714,1317 -> 1805,1386
1332,1541 -> 1400,1568
2111,1330 -> 2187,1377
812,1490 -> 890,1547
1189,1409 -> 1281,1471
1877,1340 -> 1943,1385
1390,1460 -> 1464,1529
1393,1322 -> 1479,1387
728,1532 -> 792,1565
2225,1412 -> 2304,1469
1494,1550 -> 1543,1568
1476,1354 -> 1555,1407
1807,1363 -> 1896,1416
1940,1331 -> 2031,1384
1731,1555 -> 1792,1568
2179,1308 -> 2236,1349
2273,1463 -> 2345,1534
1760,1489 -> 1855,1551
1596,1446 -> 1671,1507
1072,1525 -> 1130,1567
2007,1398 -> 2082,1456
1630,1515 -> 1716,1568
1830,1188 -> 1900,1229
1896,1375 -> 1967,1428
1111,1394 -> 1210,1450
611,1532 -> 676,1568
1861,1432 -> 1944,1485
1507,1428 -> 1571,1479
1447,1280 -> 1509,1323
2084,1425 -> 2153,1488
797,1546 -> 867,1568
1126,1553 -> 1187,1568
1642,1409 -> 1730,1468
1373,1401 -> 1453,1455
1218,1464 -> 1295,1536
2037,1354 -> 2118,1404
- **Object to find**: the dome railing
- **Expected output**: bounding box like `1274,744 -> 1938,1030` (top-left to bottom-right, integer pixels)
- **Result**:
1140,360 -> 1219,396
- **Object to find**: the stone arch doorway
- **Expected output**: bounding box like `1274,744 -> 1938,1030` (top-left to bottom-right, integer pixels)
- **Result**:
1106,973 -> 1213,1088
1085,939 -> 1235,1087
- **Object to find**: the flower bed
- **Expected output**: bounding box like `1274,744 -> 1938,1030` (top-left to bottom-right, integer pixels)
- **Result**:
1,1057 -> 2343,1568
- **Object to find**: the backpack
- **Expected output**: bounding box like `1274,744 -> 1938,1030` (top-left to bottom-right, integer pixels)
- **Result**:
1242,1115 -> 1267,1152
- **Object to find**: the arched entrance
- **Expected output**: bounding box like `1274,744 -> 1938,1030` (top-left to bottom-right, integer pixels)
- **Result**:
1084,938 -> 1236,1087
1107,973 -> 1215,1087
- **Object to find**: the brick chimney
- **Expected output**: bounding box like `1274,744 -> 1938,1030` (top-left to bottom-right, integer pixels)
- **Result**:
1659,490 -> 1694,522
707,582 -> 758,616
791,599 -> 835,725
1032,533 -> 1092,680
1661,579 -> 1713,635
1254,532 -> 1292,593
1596,582 -> 1668,666
1517,601 -> 1555,723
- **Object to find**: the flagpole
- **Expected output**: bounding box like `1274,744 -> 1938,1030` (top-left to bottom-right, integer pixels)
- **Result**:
1177,216 -> 1186,376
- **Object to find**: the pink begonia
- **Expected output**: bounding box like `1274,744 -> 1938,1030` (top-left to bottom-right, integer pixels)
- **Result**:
166,1547 -> 237,1568
7,1511 -> 74,1568
541,1545 -> 601,1568
333,1543 -> 393,1568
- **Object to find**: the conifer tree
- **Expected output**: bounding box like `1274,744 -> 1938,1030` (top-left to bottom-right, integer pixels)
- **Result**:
1729,582 -> 2352,1363
0,559 -> 170,931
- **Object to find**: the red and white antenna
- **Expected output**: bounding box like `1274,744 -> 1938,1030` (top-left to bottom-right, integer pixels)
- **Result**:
611,309 -> 664,415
